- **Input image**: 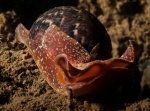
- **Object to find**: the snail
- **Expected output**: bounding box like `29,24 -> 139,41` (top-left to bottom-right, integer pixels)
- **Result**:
15,6 -> 140,97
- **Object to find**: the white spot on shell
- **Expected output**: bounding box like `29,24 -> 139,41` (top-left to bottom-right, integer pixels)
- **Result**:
73,29 -> 78,36
36,17 -> 43,22
75,23 -> 80,28
60,12 -> 64,15
81,36 -> 86,44
48,13 -> 52,16
60,17 -> 65,25
45,19 -> 53,26
54,12 -> 58,16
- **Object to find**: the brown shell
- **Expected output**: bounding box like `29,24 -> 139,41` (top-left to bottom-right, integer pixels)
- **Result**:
29,6 -> 112,60
15,6 -> 140,97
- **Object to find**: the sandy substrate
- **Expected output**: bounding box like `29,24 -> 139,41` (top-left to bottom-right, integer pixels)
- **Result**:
0,0 -> 150,110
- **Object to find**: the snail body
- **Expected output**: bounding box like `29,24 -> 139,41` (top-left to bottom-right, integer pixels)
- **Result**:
15,6 -> 139,97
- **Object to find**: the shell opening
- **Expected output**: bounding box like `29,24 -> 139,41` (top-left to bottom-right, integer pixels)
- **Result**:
54,54 -> 105,84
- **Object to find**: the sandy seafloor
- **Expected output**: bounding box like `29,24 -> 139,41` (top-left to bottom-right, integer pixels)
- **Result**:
0,0 -> 150,111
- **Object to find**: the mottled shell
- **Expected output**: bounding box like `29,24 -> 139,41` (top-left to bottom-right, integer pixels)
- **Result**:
29,6 -> 112,60
15,6 -> 140,97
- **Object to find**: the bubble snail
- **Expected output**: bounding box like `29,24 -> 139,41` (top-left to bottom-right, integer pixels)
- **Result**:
15,6 -> 140,97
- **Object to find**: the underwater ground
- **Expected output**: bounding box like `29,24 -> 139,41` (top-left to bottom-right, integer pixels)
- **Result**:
0,0 -> 150,110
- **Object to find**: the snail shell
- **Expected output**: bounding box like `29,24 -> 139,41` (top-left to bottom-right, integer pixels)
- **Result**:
15,6 -> 139,97
29,6 -> 112,60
